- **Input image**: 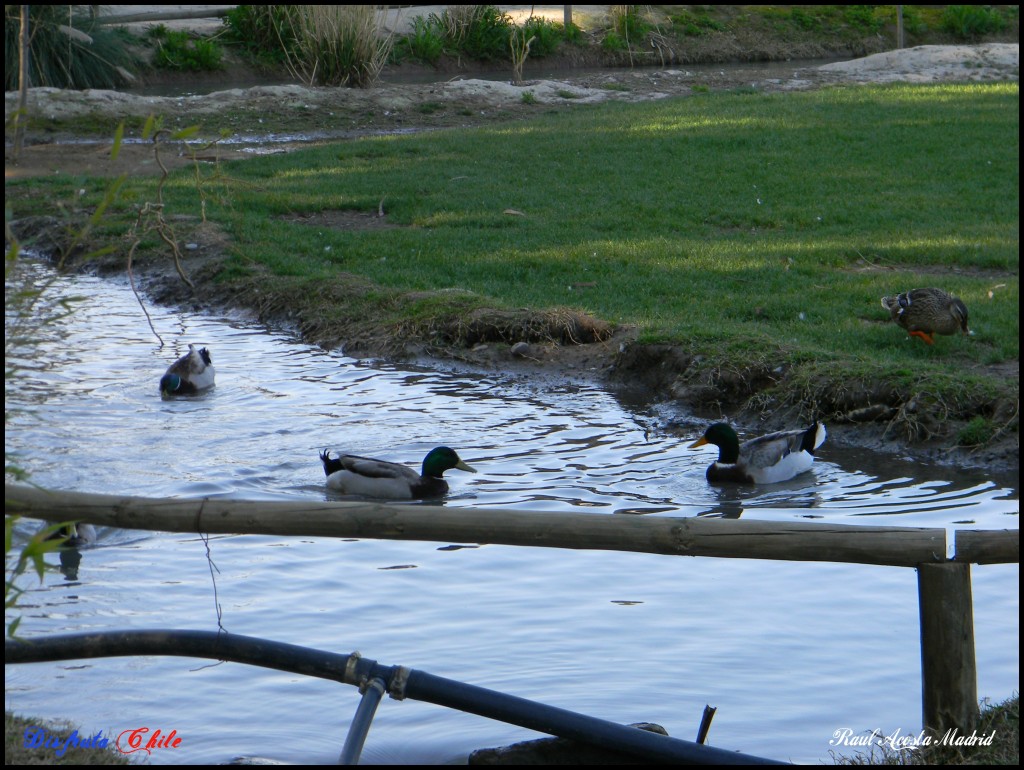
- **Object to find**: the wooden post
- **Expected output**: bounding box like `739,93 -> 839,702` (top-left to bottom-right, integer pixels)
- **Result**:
564,5 -> 572,30
896,5 -> 905,49
917,563 -> 979,736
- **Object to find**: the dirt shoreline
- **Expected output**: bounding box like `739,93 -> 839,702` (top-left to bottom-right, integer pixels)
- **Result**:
6,44 -> 1020,473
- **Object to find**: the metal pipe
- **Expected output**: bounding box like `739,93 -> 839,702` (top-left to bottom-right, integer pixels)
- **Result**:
339,676 -> 387,765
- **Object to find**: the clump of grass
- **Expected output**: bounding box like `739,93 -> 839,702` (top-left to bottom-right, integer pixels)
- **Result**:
832,694 -> 1019,765
669,9 -> 725,37
520,90 -> 537,105
3,5 -> 138,90
283,5 -> 394,87
5,713 -> 134,765
957,416 -> 996,447
148,25 -> 223,71
942,5 -> 1009,39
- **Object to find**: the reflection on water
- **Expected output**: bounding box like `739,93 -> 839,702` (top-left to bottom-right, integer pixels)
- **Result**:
5,261 -> 1019,764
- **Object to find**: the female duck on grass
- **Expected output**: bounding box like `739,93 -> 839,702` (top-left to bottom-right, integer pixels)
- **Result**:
319,446 -> 477,500
159,344 -> 215,396
880,288 -> 969,345
689,421 -> 827,484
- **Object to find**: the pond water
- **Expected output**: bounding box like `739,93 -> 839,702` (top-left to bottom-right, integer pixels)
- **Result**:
5,262 -> 1019,765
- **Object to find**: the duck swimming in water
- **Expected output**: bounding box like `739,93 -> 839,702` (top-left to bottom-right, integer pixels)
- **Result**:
689,421 -> 827,484
319,446 -> 477,500
160,344 -> 215,396
880,288 -> 969,345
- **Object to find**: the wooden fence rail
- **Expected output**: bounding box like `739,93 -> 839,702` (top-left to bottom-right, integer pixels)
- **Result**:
5,483 -> 1020,741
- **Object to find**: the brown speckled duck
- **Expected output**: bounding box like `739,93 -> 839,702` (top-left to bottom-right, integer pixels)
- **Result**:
880,288 -> 969,345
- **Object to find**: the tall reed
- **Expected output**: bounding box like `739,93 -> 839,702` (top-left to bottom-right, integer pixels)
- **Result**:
283,5 -> 393,87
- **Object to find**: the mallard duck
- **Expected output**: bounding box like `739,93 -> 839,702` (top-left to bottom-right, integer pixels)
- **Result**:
319,446 -> 477,500
689,421 -> 827,484
880,288 -> 969,345
159,344 -> 215,396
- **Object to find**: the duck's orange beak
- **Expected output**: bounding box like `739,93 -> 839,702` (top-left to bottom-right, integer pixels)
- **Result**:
689,437 -> 709,448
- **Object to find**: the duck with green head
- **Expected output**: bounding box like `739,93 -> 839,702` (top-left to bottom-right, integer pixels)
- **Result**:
689,421 -> 826,484
160,344 -> 215,396
319,446 -> 477,499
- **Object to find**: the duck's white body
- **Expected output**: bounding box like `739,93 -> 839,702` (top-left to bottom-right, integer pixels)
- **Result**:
691,422 -> 827,485
325,467 -> 419,499
320,448 -> 476,500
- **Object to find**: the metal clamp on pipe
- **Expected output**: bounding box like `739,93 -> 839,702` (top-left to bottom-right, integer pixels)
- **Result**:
388,665 -> 412,700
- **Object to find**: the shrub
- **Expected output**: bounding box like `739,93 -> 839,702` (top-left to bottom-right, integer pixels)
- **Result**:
149,26 -> 224,71
454,5 -> 514,61
222,5 -> 298,65
520,16 -> 564,58
609,5 -> 651,42
941,5 -> 1007,39
400,15 -> 445,65
3,5 -> 138,90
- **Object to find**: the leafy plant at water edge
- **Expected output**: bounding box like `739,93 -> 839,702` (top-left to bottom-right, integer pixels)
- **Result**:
520,16 -> 567,57
957,416 -> 997,446
3,5 -> 138,90
942,5 -> 1008,39
450,5 -> 514,62
221,4 -> 298,66
149,26 -> 224,72
397,15 -> 446,65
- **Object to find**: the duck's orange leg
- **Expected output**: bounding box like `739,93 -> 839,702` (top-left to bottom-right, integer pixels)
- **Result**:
908,330 -> 935,345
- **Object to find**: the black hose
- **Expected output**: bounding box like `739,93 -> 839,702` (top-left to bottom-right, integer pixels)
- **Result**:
339,676 -> 387,765
6,630 -> 788,765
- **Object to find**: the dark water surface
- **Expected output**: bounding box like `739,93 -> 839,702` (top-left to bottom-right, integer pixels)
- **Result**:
5,264 -> 1018,764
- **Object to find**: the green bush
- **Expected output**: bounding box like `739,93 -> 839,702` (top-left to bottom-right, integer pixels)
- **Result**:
222,4 -> 298,65
520,17 -> 565,58
942,5 -> 1007,39
611,5 -> 651,42
601,29 -> 626,52
149,26 -> 224,72
3,5 -> 138,90
455,5 -> 513,61
400,15 -> 446,65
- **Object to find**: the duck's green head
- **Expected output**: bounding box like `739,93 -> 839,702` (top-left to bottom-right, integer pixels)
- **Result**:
689,423 -> 741,461
160,373 -> 182,396
422,447 -> 476,478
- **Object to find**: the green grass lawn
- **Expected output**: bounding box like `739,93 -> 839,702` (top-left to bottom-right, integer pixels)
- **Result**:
9,81 -> 1019,443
